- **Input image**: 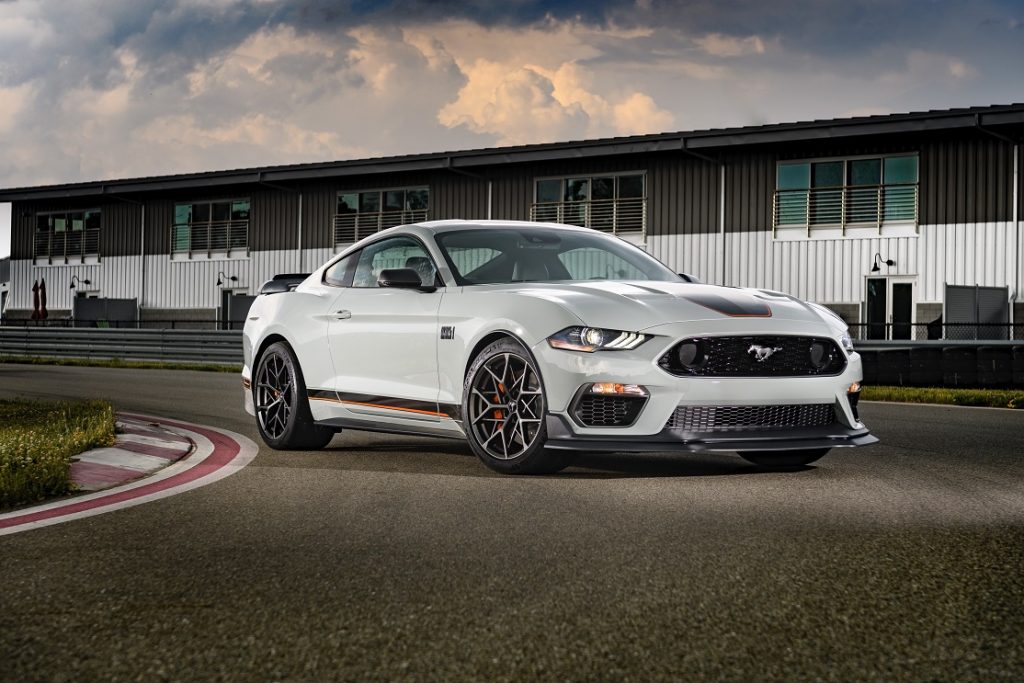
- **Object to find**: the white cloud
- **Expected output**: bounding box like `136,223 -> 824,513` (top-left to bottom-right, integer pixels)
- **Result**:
694,33 -> 766,57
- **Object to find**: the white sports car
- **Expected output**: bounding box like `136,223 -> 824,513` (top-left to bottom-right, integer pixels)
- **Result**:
242,220 -> 876,474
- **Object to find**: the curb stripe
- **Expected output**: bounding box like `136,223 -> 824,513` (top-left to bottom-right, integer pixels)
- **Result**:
0,414 -> 258,535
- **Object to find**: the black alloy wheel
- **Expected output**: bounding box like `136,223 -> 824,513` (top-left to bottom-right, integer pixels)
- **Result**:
463,338 -> 574,474
253,341 -> 335,450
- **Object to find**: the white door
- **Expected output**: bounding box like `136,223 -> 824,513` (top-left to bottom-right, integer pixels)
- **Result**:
326,235 -> 443,420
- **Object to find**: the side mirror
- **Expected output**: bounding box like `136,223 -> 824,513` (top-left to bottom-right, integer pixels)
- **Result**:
677,273 -> 701,284
377,268 -> 434,292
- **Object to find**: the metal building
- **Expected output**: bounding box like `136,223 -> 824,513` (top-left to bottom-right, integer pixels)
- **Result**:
1,103 -> 1022,338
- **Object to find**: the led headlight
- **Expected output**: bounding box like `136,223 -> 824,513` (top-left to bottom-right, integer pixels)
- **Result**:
839,332 -> 854,354
548,326 -> 652,352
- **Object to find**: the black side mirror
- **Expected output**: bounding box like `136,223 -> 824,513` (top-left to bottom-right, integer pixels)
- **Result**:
678,273 -> 702,284
377,268 -> 435,292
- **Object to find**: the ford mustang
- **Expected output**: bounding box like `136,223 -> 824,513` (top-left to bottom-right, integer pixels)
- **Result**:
242,220 -> 877,474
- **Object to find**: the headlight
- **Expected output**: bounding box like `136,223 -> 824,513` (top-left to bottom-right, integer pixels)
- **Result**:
840,332 -> 854,354
547,326 -> 652,352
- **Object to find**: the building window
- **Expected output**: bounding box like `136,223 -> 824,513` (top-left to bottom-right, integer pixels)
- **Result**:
34,210 -> 101,260
530,173 -> 646,235
172,199 -> 250,254
334,187 -> 429,245
773,155 -> 918,238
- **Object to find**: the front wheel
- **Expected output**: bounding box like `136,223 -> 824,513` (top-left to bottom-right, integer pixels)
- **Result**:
738,448 -> 830,469
463,338 -> 573,475
253,341 -> 335,450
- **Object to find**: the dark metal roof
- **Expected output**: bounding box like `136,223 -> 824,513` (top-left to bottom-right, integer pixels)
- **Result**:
1,102 -> 1022,201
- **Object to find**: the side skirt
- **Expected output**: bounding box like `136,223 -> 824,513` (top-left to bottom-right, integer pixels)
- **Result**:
315,415 -> 466,441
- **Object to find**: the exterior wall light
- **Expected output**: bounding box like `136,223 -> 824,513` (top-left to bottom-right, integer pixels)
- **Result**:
870,253 -> 895,272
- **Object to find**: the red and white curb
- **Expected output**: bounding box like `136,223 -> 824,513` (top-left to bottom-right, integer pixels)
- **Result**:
0,413 -> 258,536
71,416 -> 194,491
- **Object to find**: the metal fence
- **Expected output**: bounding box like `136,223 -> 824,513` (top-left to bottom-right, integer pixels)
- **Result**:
0,327 -> 243,364
848,322 -> 1024,341
0,319 -> 246,330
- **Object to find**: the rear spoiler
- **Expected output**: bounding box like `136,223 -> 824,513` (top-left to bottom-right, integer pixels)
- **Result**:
259,273 -> 310,295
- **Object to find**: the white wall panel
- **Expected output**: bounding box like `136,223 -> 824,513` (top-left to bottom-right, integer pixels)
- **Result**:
9,257 -> 142,311
647,233 -> 724,285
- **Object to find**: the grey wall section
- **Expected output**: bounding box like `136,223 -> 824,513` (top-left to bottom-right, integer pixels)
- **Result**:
724,151 -> 774,232
920,135 -> 1014,224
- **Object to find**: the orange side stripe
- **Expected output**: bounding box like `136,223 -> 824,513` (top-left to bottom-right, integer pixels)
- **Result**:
341,399 -> 445,417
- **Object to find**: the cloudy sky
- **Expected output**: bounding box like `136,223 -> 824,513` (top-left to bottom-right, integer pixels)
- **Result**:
1,0 -> 1023,258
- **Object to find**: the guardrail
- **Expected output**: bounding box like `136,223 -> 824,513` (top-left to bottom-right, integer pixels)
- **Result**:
0,327 -> 243,365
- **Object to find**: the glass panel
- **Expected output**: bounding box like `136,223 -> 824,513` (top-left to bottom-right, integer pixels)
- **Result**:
892,282 -> 913,340
535,179 -> 561,203
884,156 -> 918,184
359,191 -> 380,213
558,247 -> 647,280
36,215 -> 50,232
884,185 -> 916,221
777,163 -> 809,190
337,193 -> 358,214
384,190 -> 404,212
866,278 -> 887,340
192,203 -> 210,223
591,177 -> 614,201
447,247 -> 501,277
53,215 -> 67,232
84,211 -> 101,231
564,179 -> 588,201
172,224 -> 190,252
352,236 -> 431,288
174,204 -> 192,225
212,202 -> 230,222
618,174 -> 644,198
323,253 -> 356,287
811,161 -> 843,187
69,213 -> 84,231
406,188 -> 429,211
231,201 -> 250,222
849,159 -> 881,186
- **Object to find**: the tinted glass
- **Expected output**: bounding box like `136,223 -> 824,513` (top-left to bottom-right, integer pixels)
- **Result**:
406,189 -> 429,211
436,227 -> 679,285
812,161 -> 843,187
384,190 -> 404,212
174,204 -> 191,225
564,179 -> 588,202
231,201 -> 250,221
884,156 -> 918,184
352,237 -> 436,288
536,179 -> 561,203
337,193 -> 358,213
84,211 -> 101,231
323,253 -> 356,287
212,202 -> 230,222
359,192 -> 380,213
618,174 -> 644,198
591,177 -> 614,201
777,163 -> 810,190
193,203 -> 210,223
70,212 -> 84,231
849,159 -> 881,185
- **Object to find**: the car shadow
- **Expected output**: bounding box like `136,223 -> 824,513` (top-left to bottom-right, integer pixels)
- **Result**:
315,437 -> 813,479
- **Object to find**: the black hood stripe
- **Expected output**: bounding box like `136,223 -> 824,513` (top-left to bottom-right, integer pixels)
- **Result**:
683,292 -> 772,317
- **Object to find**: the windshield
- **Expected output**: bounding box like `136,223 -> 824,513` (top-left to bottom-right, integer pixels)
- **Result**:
434,227 -> 681,285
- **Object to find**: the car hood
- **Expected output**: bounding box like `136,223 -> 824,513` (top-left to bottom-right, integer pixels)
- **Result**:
483,281 -> 834,332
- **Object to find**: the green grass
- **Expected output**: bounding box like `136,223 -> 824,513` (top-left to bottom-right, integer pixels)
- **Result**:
0,355 -> 240,373
0,399 -> 116,509
863,385 -> 1024,409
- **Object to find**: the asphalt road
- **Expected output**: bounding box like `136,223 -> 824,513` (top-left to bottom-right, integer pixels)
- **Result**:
2,363 -> 1023,681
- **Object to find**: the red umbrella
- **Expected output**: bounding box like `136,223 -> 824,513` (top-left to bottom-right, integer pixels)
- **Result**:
31,280 -> 39,320
39,279 -> 48,320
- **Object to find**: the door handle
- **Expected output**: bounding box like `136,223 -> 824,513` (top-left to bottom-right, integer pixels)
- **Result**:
333,310 -> 352,320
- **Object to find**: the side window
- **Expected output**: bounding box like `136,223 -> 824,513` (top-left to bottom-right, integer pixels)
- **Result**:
558,247 -> 648,280
351,237 -> 438,288
323,253 -> 357,287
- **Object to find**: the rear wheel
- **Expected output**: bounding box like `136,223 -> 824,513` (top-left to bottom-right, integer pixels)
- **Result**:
254,341 -> 335,450
738,448 -> 830,469
463,338 -> 573,475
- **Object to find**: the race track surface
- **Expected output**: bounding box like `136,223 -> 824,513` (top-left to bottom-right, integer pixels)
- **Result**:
2,364 -> 1023,681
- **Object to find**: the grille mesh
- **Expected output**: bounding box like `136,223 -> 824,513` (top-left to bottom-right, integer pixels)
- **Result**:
574,395 -> 646,427
659,336 -> 846,377
666,404 -> 836,432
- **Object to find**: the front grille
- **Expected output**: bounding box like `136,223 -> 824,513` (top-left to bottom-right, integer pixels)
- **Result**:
666,404 -> 836,432
574,395 -> 646,427
659,336 -> 847,377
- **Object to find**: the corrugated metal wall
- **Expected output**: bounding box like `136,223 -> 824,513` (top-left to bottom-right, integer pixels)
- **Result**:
920,137 -> 1013,224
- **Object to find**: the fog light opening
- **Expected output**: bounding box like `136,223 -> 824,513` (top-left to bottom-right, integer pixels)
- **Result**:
590,383 -> 648,397
847,383 -> 862,422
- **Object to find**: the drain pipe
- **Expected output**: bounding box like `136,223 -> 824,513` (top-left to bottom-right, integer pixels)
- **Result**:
719,162 -> 726,286
1014,143 -> 1020,328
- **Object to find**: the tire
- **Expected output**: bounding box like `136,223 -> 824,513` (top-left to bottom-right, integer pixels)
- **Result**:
253,341 -> 336,450
462,338 -> 574,475
738,448 -> 830,469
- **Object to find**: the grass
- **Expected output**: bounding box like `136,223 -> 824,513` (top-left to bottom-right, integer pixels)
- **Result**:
862,385 -> 1024,409
0,355 -> 240,373
0,399 -> 116,509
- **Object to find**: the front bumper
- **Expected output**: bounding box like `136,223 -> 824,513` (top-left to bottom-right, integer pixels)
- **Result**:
545,414 -> 878,453
532,319 -> 876,452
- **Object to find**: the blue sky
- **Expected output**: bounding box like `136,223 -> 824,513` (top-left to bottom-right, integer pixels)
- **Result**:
2,0 -> 1024,257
